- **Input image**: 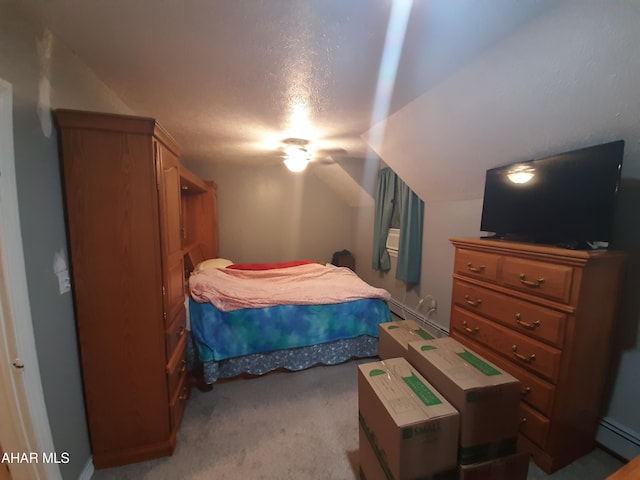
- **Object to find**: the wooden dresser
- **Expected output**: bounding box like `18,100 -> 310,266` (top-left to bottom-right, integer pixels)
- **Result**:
448,237 -> 626,473
55,110 -> 216,468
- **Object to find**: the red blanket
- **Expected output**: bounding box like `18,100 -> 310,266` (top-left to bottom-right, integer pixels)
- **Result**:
226,260 -> 318,270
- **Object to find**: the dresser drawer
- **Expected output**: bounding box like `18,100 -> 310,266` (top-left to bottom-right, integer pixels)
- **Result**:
450,330 -> 556,417
451,307 -> 562,383
454,249 -> 500,283
169,376 -> 189,432
167,336 -> 187,400
520,402 -> 550,449
499,357 -> 556,418
452,280 -> 567,347
501,257 -> 573,304
165,307 -> 187,360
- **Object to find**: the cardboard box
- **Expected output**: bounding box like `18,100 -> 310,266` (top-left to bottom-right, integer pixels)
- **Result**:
358,357 -> 459,480
378,320 -> 436,360
407,337 -> 521,464
359,425 -> 457,480
358,424 -> 389,480
458,451 -> 530,480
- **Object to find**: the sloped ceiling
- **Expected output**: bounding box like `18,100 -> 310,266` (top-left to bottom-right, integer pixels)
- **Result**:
365,2 -> 640,204
18,0 -> 557,201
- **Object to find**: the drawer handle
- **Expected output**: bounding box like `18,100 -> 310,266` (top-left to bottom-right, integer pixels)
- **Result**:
512,345 -> 536,363
464,294 -> 483,307
180,359 -> 187,375
520,417 -> 527,425
521,386 -> 531,397
466,262 -> 485,273
177,326 -> 186,338
519,273 -> 544,287
462,321 -> 479,335
515,313 -> 541,329
179,387 -> 189,401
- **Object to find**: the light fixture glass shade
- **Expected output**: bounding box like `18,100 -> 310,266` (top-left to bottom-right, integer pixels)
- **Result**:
283,145 -> 310,172
283,157 -> 309,172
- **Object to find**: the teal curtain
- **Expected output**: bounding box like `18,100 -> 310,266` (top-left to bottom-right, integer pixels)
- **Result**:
396,179 -> 424,284
372,168 -> 424,284
371,168 -> 396,272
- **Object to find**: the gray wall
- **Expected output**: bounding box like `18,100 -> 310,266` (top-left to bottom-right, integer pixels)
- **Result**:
0,3 -> 132,478
355,199 -> 484,327
187,162 -> 356,265
355,1 -> 640,458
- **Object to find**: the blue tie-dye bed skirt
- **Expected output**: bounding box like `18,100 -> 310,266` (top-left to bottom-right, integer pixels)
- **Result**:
189,297 -> 391,363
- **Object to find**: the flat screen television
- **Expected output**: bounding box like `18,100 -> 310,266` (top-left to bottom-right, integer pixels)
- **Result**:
480,140 -> 624,249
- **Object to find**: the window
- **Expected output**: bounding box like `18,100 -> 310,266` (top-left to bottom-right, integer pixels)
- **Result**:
372,168 -> 424,284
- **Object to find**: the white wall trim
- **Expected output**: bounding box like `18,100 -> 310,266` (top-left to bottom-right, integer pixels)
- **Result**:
77,456 -> 94,480
387,297 -> 449,337
0,78 -> 61,479
597,416 -> 640,461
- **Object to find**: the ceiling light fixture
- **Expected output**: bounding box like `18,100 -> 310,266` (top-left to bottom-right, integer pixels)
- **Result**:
282,138 -> 311,172
283,146 -> 311,172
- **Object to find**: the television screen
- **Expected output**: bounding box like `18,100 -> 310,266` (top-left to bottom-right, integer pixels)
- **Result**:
480,140 -> 624,248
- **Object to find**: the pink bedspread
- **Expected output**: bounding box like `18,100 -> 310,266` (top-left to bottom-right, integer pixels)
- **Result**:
189,263 -> 391,312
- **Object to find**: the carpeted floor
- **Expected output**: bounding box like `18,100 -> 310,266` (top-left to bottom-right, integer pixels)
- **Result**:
92,359 -> 626,480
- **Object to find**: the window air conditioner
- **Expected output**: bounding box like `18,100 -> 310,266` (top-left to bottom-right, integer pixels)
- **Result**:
386,228 -> 400,257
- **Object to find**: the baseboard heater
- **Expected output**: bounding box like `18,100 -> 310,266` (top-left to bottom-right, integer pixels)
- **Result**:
597,416 -> 640,461
387,297 -> 449,338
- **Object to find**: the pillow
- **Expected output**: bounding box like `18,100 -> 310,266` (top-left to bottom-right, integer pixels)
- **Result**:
194,258 -> 234,272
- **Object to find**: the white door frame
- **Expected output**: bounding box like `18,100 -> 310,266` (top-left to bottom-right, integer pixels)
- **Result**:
0,79 -> 61,480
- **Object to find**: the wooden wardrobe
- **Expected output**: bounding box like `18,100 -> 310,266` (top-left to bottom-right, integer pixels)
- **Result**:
55,109 -> 217,468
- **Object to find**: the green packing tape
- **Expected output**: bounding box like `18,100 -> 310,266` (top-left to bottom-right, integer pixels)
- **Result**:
414,329 -> 435,340
457,350 -> 501,376
402,373 -> 442,406
421,345 -> 437,351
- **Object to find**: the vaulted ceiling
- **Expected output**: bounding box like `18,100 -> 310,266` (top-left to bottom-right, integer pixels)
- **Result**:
20,0 -> 557,171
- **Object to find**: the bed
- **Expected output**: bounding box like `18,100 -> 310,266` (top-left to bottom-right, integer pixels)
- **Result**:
186,255 -> 391,385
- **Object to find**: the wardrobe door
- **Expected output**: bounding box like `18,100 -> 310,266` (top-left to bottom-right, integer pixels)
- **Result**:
155,139 -> 189,430
156,140 -> 184,324
56,119 -> 168,465
157,142 -> 182,264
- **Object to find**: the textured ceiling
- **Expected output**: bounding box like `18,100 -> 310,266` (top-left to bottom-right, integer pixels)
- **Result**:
20,0 -> 557,167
